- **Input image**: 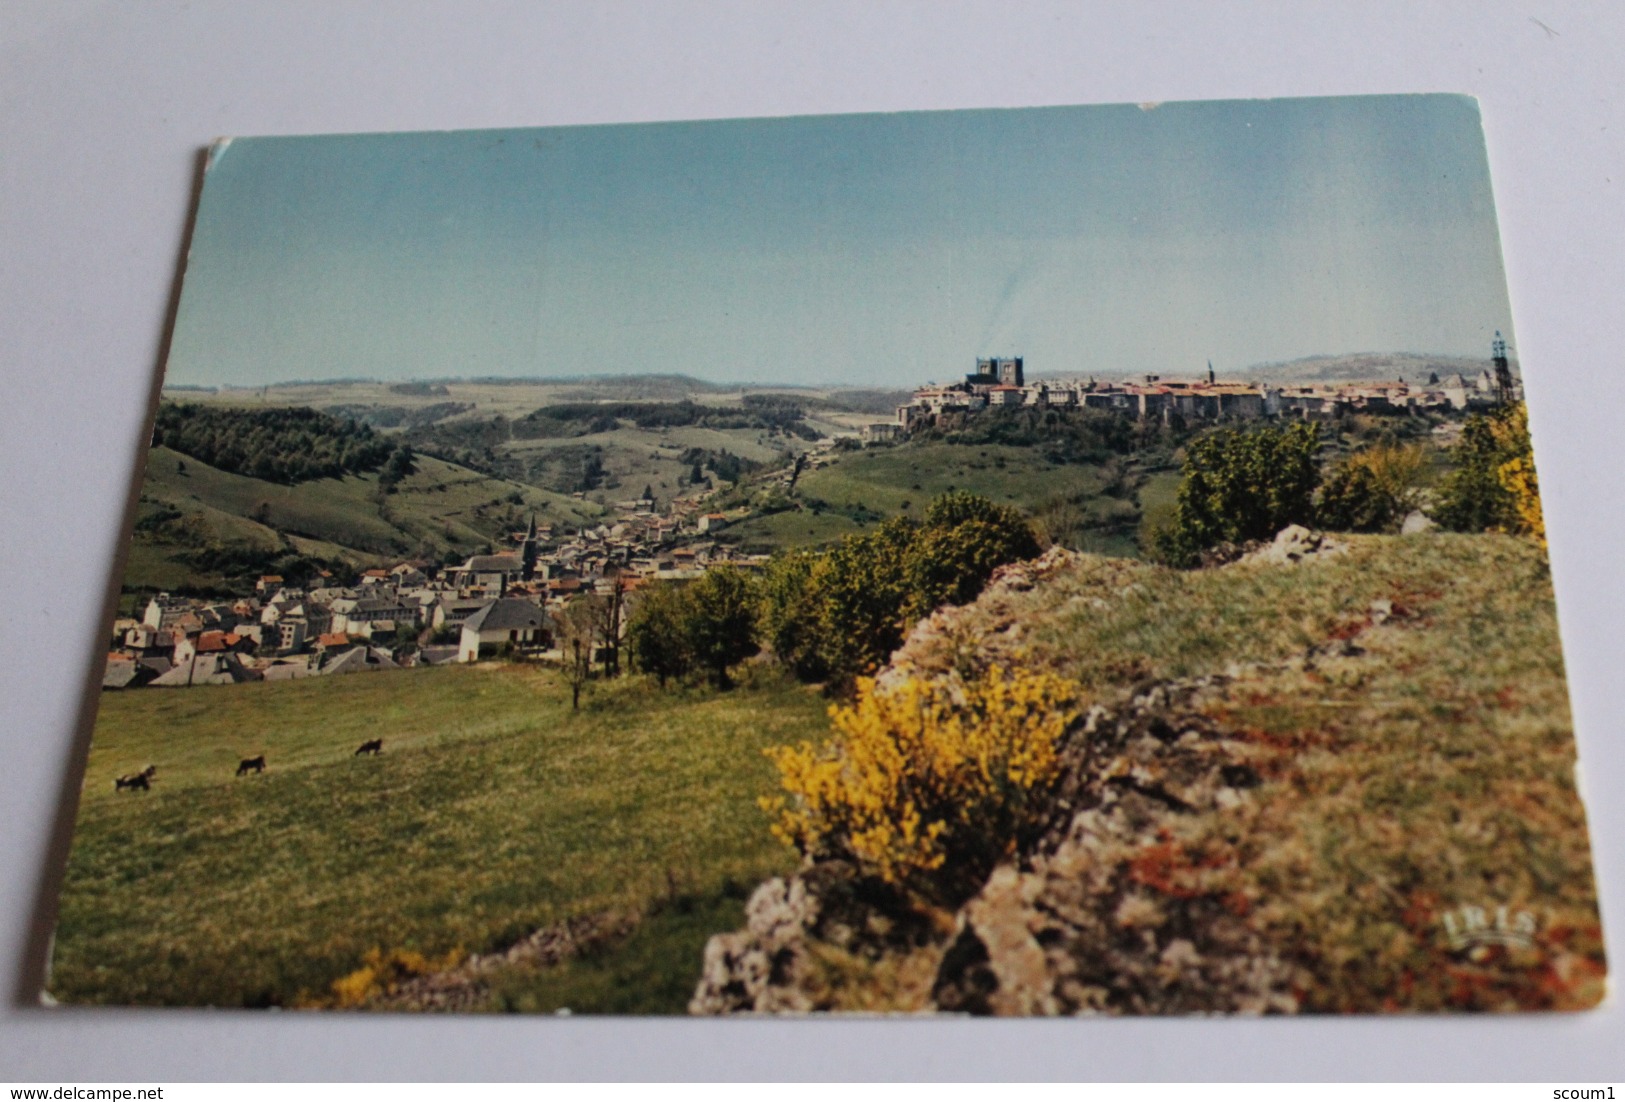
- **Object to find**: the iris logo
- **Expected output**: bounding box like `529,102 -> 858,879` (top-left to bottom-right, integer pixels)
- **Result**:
1441,903 -> 1536,950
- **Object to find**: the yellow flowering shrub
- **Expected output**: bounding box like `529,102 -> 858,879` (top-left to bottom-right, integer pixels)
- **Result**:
1493,404 -> 1546,549
316,945 -> 464,1009
761,667 -> 1083,898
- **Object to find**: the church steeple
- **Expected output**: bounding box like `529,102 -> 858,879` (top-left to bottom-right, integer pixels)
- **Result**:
520,513 -> 540,581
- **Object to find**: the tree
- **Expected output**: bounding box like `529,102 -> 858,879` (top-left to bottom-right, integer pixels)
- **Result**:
756,550 -> 830,682
555,598 -> 596,710
1434,403 -> 1533,537
1153,422 -> 1321,566
684,565 -> 759,689
1493,403 -> 1545,550
1431,402 -> 1544,547
814,517 -> 918,686
905,493 -> 1041,619
624,582 -> 694,688
1316,442 -> 1426,533
757,493 -> 1043,690
589,577 -> 628,678
378,445 -> 417,493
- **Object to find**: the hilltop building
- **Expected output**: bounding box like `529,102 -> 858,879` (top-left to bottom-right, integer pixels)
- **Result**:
973,356 -> 1024,388
892,344 -> 1521,437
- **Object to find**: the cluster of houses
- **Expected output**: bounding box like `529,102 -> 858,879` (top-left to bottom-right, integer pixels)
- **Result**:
103,494 -> 765,691
869,355 -> 1522,440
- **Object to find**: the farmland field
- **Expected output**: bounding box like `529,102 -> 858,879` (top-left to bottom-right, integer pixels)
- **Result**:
51,663 -> 829,1011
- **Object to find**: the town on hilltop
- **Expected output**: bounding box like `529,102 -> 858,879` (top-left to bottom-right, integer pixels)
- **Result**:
868,348 -> 1521,440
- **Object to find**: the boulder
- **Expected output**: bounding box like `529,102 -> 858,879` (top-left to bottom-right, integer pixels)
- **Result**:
1238,525 -> 1347,566
1400,510 -> 1437,535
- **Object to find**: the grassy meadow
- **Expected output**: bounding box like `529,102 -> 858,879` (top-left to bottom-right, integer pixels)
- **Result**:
51,663 -> 829,1011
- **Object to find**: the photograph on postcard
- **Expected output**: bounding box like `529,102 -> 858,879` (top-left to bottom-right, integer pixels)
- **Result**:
49,95 -> 1605,1014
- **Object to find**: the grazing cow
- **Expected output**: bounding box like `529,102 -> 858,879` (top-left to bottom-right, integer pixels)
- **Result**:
354,739 -> 383,756
236,755 -> 266,776
114,764 -> 157,792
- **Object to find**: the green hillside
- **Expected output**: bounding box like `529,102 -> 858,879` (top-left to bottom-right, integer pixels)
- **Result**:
124,446 -> 602,600
51,664 -> 828,1011
718,441 -> 1146,556
798,443 -> 1107,513
163,382 -> 873,509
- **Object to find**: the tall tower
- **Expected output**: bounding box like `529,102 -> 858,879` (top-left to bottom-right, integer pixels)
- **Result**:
520,513 -> 540,581
1492,330 -> 1513,405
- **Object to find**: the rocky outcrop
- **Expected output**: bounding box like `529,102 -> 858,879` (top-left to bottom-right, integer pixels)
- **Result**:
691,670 -> 1307,1016
877,546 -> 1096,692
1234,524 -> 1347,566
373,911 -> 637,1012
930,679 -> 1302,1015
689,861 -> 942,1015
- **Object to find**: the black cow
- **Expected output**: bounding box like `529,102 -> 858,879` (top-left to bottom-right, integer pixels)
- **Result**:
114,764 -> 156,792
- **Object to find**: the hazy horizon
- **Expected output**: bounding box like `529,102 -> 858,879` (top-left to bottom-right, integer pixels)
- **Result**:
161,348 -> 1515,393
165,96 -> 1518,389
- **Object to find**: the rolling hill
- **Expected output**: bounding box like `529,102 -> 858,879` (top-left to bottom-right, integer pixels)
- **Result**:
123,445 -> 603,600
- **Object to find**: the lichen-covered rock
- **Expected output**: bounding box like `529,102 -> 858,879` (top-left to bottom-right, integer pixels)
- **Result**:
689,862 -> 939,1014
1237,524 -> 1348,566
927,678 -> 1305,1016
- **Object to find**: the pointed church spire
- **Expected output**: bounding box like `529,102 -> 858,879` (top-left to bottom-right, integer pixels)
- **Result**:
521,513 -> 540,581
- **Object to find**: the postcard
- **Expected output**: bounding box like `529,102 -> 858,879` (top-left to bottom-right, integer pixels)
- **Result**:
48,95 -> 1605,1014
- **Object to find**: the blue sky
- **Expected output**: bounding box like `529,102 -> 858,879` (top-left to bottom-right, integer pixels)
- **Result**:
166,95 -> 1513,388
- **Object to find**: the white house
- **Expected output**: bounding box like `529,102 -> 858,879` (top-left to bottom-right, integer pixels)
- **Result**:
458,598 -> 550,663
